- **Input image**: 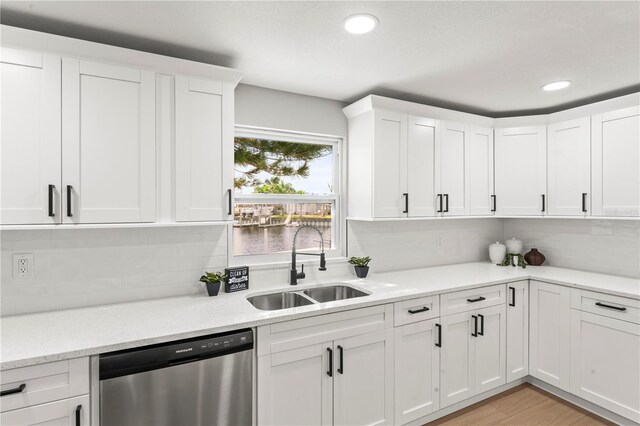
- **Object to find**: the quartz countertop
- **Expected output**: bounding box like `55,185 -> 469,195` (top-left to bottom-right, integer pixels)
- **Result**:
2,262 -> 638,370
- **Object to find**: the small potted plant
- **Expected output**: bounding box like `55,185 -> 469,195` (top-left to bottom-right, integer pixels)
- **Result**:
349,256 -> 371,278
199,271 -> 227,296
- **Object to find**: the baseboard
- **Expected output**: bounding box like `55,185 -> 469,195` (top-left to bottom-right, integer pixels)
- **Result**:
405,378 -> 526,426
527,376 -> 639,426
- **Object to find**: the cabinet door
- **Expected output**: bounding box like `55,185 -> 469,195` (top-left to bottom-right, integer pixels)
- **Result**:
62,58 -> 155,223
548,117 -> 591,216
394,319 -> 440,424
438,121 -> 468,216
175,76 -> 233,221
468,126 -> 495,216
407,115 -> 437,217
495,126 -> 546,215
373,110 -> 407,218
334,330 -> 393,426
0,394 -> 89,426
474,305 -> 506,394
1,48 -> 61,224
257,343 -> 333,426
570,310 -> 640,423
440,311 -> 474,408
506,281 -> 529,382
592,106 -> 640,217
529,281 -> 571,391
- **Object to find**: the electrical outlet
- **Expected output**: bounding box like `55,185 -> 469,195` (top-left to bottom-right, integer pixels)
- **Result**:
13,253 -> 34,279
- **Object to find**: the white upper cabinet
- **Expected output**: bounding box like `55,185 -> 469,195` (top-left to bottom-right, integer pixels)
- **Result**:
407,116 -> 437,217
175,76 -> 234,221
1,48 -> 61,225
62,58 -> 156,223
437,121 -> 468,216
591,106 -> 640,217
495,126 -> 547,216
467,126 -> 495,216
547,117 -> 591,216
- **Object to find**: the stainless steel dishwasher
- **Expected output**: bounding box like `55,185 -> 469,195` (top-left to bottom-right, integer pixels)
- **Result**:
99,329 -> 253,426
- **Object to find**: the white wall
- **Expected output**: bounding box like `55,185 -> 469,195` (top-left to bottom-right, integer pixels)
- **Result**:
503,218 -> 640,278
235,84 -> 348,137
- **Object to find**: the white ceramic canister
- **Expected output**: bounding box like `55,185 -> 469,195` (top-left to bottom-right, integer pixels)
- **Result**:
489,241 -> 507,264
505,237 -> 523,254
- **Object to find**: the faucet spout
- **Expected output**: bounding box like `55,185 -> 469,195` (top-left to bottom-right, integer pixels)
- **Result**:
290,225 -> 327,285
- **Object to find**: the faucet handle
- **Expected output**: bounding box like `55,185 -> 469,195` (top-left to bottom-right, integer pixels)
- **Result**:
297,264 -> 306,280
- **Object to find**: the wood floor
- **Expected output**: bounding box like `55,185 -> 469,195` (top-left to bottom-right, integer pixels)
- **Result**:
427,384 -> 615,426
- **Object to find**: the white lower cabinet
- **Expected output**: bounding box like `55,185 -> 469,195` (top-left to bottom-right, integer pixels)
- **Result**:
440,304 -> 506,408
529,280 -> 571,391
0,395 -> 89,426
506,281 -> 528,382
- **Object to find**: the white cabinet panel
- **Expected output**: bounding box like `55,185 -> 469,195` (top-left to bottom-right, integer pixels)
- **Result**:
474,304 -> 506,394
440,311 -> 474,408
468,126 -> 495,216
592,106 -> 640,217
62,58 -> 155,223
438,122 -> 468,216
495,126 -> 546,215
1,49 -> 61,224
175,76 -> 233,221
570,310 -> 640,423
257,343 -> 332,426
506,281 -> 528,382
529,281 -> 571,391
373,110 -> 407,218
548,117 -> 591,216
394,319 -> 440,424
0,395 -> 89,426
407,115 -> 437,217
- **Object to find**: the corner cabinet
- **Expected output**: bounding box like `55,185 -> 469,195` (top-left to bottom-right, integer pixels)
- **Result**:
506,281 -> 528,382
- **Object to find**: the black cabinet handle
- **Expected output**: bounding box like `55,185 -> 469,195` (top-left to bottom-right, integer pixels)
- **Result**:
595,302 -> 626,312
75,405 -> 82,426
337,345 -> 344,374
444,194 -> 449,213
471,315 -> 478,337
541,194 -> 546,212
509,287 -> 516,307
491,195 -> 496,212
436,194 -> 443,213
327,347 -> 333,377
478,314 -> 485,336
1,383 -> 26,397
435,323 -> 442,348
467,296 -> 486,303
402,193 -> 409,214
408,306 -> 430,314
227,189 -> 232,216
48,184 -> 55,217
582,193 -> 587,213
66,185 -> 73,217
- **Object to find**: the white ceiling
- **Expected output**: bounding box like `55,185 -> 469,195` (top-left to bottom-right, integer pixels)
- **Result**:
2,1 -> 639,116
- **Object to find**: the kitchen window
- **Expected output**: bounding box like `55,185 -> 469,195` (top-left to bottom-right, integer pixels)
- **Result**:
231,126 -> 343,264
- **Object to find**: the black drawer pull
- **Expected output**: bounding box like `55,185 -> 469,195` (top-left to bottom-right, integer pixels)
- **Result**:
66,185 -> 73,217
467,296 -> 486,303
337,345 -> 344,375
75,404 -> 82,426
435,323 -> 442,348
595,302 -> 626,312
478,314 -> 485,336
444,193 -> 449,213
1,383 -> 26,397
327,347 -> 333,377
471,315 -> 478,337
541,194 -> 546,212
227,188 -> 233,216
408,306 -> 430,314
436,194 -> 443,213
48,184 -> 55,217
491,195 -> 496,212
509,287 -> 516,307
403,193 -> 409,214
582,193 -> 587,213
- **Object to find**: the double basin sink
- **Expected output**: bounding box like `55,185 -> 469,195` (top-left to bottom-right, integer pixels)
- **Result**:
247,284 -> 369,311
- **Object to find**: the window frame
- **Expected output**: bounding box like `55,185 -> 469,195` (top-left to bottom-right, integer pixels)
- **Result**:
229,125 -> 345,266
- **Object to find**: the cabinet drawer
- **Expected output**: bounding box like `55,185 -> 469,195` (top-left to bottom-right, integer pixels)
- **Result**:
1,358 -> 89,413
440,284 -> 506,316
1,394 -> 89,426
394,296 -> 439,326
571,289 -> 640,324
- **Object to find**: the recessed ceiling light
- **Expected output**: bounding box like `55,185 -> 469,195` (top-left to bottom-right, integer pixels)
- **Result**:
344,14 -> 379,35
542,80 -> 572,91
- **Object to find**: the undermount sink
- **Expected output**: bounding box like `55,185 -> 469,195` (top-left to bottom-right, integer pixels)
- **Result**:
247,291 -> 314,311
303,285 -> 369,303
247,284 -> 370,311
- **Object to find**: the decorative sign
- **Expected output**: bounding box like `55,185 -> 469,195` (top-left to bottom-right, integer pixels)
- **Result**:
225,266 -> 249,293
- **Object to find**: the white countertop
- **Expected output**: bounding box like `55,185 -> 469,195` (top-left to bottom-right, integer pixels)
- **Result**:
2,262 -> 638,370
